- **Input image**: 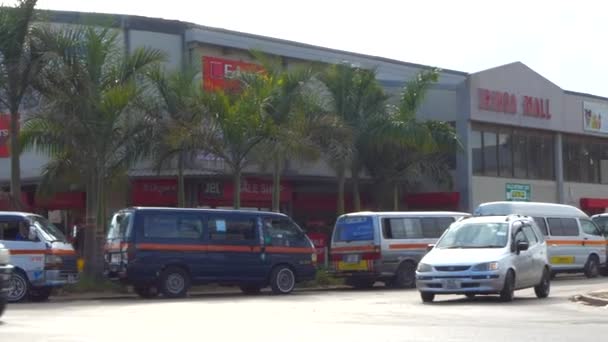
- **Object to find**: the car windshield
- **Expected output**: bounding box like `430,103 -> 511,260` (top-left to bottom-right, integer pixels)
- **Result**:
436,222 -> 509,249
29,215 -> 68,243
107,212 -> 133,241
592,217 -> 608,236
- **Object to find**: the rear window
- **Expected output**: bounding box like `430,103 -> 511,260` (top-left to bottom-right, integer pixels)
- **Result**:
383,217 -> 455,239
334,216 -> 374,242
546,218 -> 579,236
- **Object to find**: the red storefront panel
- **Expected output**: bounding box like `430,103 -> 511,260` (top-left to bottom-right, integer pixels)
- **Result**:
0,192 -> 31,211
405,192 -> 460,210
131,179 -> 178,206
202,56 -> 262,92
0,115 -> 11,158
34,192 -> 86,210
199,178 -> 292,205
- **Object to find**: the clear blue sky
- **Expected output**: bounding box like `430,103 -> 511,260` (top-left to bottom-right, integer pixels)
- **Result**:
35,0 -> 608,97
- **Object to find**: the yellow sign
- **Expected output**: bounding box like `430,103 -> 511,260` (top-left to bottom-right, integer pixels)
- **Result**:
550,256 -> 575,264
338,260 -> 368,271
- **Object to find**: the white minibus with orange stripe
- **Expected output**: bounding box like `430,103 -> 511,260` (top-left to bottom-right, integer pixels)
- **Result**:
0,212 -> 79,302
329,211 -> 470,289
474,201 -> 607,278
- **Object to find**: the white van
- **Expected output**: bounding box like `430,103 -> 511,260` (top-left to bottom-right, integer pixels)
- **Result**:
0,212 -> 79,302
330,211 -> 470,289
474,202 -> 607,278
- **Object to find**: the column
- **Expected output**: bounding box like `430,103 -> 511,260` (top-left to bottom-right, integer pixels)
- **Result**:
555,133 -> 565,203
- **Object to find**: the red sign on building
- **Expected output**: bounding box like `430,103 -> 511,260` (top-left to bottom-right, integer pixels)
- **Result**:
199,178 -> 292,203
202,56 -> 262,92
131,179 -> 178,206
0,115 -> 11,158
477,88 -> 551,120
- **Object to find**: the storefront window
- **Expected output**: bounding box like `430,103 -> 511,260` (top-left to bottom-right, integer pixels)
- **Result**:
527,135 -> 541,179
498,130 -> 513,177
563,135 -> 608,184
601,143 -> 608,184
513,131 -> 528,179
483,131 -> 498,176
472,130 -> 483,174
539,135 -> 555,180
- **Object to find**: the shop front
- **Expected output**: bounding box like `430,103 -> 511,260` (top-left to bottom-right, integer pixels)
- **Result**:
131,178 -> 178,207
198,178 -> 292,211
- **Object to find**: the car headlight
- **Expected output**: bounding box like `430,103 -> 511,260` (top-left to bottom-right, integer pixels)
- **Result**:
417,263 -> 433,272
45,254 -> 63,265
472,262 -> 499,271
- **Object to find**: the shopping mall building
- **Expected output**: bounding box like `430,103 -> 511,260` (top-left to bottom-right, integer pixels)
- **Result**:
1,10 -> 608,233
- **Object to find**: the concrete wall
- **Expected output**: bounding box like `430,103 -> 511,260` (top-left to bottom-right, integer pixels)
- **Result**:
564,182 -> 608,208
129,30 -> 183,70
472,176 -> 557,209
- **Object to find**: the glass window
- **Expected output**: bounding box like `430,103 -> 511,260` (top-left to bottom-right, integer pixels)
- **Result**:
209,217 -> 256,241
527,135 -> 541,179
107,212 -> 132,240
589,144 -> 601,183
532,217 -> 549,236
420,217 -> 455,239
513,131 -> 528,179
334,216 -> 374,242
498,130 -> 513,177
513,229 -> 528,245
436,222 -> 508,248
262,217 -> 307,247
383,218 -> 423,239
539,135 -> 555,180
564,138 -> 581,182
522,226 -> 539,244
0,221 -> 27,241
592,216 -> 608,236
547,218 -> 579,236
472,130 -> 483,175
600,143 -> 608,184
483,131 -> 498,176
580,143 -> 591,183
143,214 -> 204,239
580,219 -> 602,236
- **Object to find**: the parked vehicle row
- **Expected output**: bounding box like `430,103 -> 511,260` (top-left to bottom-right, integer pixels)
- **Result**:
0,242 -> 11,317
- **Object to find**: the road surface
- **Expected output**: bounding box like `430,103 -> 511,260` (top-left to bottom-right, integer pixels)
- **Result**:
1,275 -> 607,342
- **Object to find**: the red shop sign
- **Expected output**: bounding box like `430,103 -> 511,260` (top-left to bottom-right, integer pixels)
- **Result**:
0,115 -> 11,158
200,178 -> 292,203
478,88 -> 551,120
132,179 -> 177,206
202,56 -> 262,92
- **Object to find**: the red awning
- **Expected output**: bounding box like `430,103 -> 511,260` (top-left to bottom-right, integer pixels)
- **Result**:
34,192 -> 86,210
131,179 -> 177,206
405,192 -> 460,209
580,198 -> 608,210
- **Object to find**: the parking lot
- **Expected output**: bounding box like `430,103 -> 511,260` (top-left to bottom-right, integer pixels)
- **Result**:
0,275 -> 606,342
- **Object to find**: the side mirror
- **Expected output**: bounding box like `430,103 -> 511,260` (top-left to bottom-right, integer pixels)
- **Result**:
516,241 -> 529,253
426,244 -> 435,252
28,226 -> 38,241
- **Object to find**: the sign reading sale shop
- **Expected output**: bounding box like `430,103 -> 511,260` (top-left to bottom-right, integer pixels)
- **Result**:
0,115 -> 10,158
202,56 -> 261,92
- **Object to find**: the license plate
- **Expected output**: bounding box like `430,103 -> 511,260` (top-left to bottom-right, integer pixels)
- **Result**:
337,260 -> 368,271
343,254 -> 360,263
445,279 -> 458,289
550,256 -> 575,264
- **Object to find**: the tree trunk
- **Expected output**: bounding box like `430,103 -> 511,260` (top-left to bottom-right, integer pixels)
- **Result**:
337,166 -> 345,215
393,184 -> 399,211
9,110 -> 21,210
272,159 -> 281,213
352,164 -> 361,212
233,167 -> 241,209
177,152 -> 185,208
83,175 -> 96,277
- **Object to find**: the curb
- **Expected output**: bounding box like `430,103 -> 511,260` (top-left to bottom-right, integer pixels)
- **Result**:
571,292 -> 608,307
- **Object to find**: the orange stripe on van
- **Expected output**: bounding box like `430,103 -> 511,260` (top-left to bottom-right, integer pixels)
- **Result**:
265,246 -> 315,254
388,243 -> 429,250
136,243 -> 207,252
207,245 -> 260,253
9,249 -> 76,256
583,240 -> 608,246
331,246 -> 377,253
135,243 -> 315,254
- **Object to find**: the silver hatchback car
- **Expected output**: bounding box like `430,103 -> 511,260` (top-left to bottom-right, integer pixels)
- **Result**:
416,215 -> 551,303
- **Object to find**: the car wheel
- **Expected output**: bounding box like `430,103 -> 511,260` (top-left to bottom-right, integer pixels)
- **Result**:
270,266 -> 296,295
465,293 -> 476,299
420,292 -> 435,303
534,268 -> 550,299
239,285 -> 262,295
28,286 -> 52,302
584,256 -> 600,278
391,261 -> 416,289
346,278 -> 376,289
499,270 -> 515,302
134,286 -> 159,299
7,270 -> 29,303
158,267 -> 190,298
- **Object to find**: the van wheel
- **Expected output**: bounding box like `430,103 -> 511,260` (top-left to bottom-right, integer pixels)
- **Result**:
420,292 -> 435,303
7,270 -> 29,303
28,286 -> 52,302
391,261 -> 416,288
134,286 -> 159,299
534,268 -> 550,299
499,270 -> 515,302
239,285 -> 262,295
159,267 -> 190,298
270,266 -> 296,295
584,256 -> 600,278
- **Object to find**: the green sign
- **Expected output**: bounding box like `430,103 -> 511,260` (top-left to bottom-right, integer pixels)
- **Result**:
506,183 -> 531,201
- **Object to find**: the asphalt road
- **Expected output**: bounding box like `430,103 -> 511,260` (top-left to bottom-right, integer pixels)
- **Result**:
1,275 -> 607,342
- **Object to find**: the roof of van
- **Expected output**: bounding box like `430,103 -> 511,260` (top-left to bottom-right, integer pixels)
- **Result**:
339,211 -> 471,217
0,211 -> 39,217
475,201 -> 588,218
125,207 -> 288,216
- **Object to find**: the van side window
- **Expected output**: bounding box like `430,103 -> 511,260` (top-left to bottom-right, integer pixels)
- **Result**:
580,219 -> 602,236
143,214 -> 204,239
0,221 -> 21,240
532,217 -> 549,236
547,218 -> 579,236
383,218 -> 422,239
262,217 -> 306,247
209,217 -> 256,241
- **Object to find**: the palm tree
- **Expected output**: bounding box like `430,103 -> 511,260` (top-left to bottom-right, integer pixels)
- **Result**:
319,63 -> 388,214
0,0 -> 42,209
145,66 -> 205,208
21,25 -> 165,276
362,68 -> 461,210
